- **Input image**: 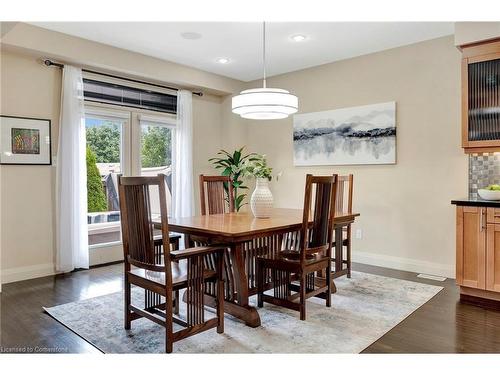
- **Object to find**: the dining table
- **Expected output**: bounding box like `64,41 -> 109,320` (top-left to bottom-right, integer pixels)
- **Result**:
154,208 -> 360,327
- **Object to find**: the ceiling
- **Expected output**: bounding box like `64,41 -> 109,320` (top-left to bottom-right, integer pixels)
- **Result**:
31,22 -> 454,82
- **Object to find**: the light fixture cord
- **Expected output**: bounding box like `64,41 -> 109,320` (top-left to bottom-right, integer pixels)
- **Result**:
262,21 -> 266,88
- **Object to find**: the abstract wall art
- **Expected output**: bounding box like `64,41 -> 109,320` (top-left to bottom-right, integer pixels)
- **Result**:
293,102 -> 396,166
0,115 -> 51,165
11,128 -> 41,155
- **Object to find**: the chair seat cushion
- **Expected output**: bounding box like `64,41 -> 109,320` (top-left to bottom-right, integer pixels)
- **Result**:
280,250 -> 316,260
129,260 -> 216,290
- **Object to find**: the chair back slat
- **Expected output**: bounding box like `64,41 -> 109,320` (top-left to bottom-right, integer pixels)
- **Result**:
199,175 -> 235,215
129,184 -> 154,264
310,182 -> 331,248
335,174 -> 353,214
119,174 -> 171,276
300,174 -> 337,263
335,179 -> 344,213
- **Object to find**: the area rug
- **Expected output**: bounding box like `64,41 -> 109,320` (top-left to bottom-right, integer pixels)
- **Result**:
44,271 -> 442,353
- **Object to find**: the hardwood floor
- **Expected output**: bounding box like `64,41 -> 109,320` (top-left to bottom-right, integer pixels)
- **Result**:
1,262 -> 499,353
356,264 -> 500,353
0,264 -> 123,353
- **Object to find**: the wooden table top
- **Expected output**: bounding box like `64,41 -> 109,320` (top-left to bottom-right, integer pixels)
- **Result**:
158,208 -> 359,240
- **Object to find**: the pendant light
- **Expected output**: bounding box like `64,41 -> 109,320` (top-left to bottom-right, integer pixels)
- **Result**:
232,22 -> 299,120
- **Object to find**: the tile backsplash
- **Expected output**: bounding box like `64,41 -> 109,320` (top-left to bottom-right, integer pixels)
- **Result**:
469,153 -> 500,199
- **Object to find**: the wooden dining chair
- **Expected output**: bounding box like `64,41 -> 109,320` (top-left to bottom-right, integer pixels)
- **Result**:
256,174 -> 337,320
118,174 -> 225,353
333,174 -> 354,278
199,174 -> 235,215
116,173 -> 181,251
116,174 -> 181,312
197,174 -> 235,300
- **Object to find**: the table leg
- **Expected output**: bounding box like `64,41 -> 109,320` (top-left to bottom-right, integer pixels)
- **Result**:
187,242 -> 261,327
229,243 -> 248,304
228,243 -> 261,327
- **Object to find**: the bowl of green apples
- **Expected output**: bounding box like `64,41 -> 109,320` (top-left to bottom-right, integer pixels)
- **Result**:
478,184 -> 500,200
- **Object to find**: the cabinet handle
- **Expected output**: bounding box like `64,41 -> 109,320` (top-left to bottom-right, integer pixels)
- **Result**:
480,208 -> 485,231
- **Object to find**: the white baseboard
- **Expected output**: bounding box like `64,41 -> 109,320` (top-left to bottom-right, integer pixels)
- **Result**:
1,246 -> 123,285
1,263 -> 56,284
353,250 -> 455,279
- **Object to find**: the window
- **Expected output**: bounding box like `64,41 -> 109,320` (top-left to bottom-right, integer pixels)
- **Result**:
85,106 -> 175,248
140,118 -> 174,216
85,110 -> 127,247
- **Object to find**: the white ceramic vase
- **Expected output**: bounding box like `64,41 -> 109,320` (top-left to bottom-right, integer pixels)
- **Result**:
250,178 -> 273,218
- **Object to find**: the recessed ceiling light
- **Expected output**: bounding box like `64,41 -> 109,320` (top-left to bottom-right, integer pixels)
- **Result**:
216,58 -> 230,64
181,32 -> 202,40
291,34 -> 307,42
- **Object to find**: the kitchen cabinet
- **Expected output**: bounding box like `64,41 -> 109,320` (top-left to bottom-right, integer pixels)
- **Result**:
486,220 -> 500,292
460,40 -> 500,153
454,201 -> 500,305
456,206 -> 486,289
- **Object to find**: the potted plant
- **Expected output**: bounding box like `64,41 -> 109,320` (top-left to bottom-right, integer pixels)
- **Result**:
243,154 -> 274,218
208,147 -> 259,211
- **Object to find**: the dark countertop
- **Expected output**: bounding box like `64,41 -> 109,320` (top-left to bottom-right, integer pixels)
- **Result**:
451,198 -> 500,207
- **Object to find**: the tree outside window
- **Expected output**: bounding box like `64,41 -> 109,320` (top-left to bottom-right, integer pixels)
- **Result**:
141,125 -> 171,168
85,120 -> 172,213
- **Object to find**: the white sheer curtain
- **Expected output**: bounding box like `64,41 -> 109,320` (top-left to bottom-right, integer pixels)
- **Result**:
172,90 -> 194,218
56,65 -> 89,272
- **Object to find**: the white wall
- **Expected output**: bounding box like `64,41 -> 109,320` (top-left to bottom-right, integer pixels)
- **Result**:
0,50 -> 61,283
455,22 -> 500,46
230,36 -> 467,277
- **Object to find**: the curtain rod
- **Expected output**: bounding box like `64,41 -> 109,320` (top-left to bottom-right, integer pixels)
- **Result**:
43,59 -> 203,97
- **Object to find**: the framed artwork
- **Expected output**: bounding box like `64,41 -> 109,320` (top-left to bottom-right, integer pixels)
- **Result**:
0,115 -> 52,165
293,102 -> 396,166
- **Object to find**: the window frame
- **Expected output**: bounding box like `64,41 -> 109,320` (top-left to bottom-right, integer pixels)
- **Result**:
132,112 -> 177,175
84,102 -> 177,252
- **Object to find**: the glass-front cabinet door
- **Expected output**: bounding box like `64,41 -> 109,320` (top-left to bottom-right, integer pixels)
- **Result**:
462,40 -> 500,151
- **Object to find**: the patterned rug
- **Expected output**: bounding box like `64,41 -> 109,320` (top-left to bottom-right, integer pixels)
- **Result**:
44,271 -> 442,353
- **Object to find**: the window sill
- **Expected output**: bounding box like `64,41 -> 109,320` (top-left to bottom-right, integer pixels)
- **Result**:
89,241 -> 122,250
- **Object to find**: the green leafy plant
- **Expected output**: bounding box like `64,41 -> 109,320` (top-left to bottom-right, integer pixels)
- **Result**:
209,147 -> 259,211
242,154 -> 273,181
86,146 -> 107,213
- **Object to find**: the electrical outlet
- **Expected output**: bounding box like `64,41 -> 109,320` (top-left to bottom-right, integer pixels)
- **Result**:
355,229 -> 363,239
